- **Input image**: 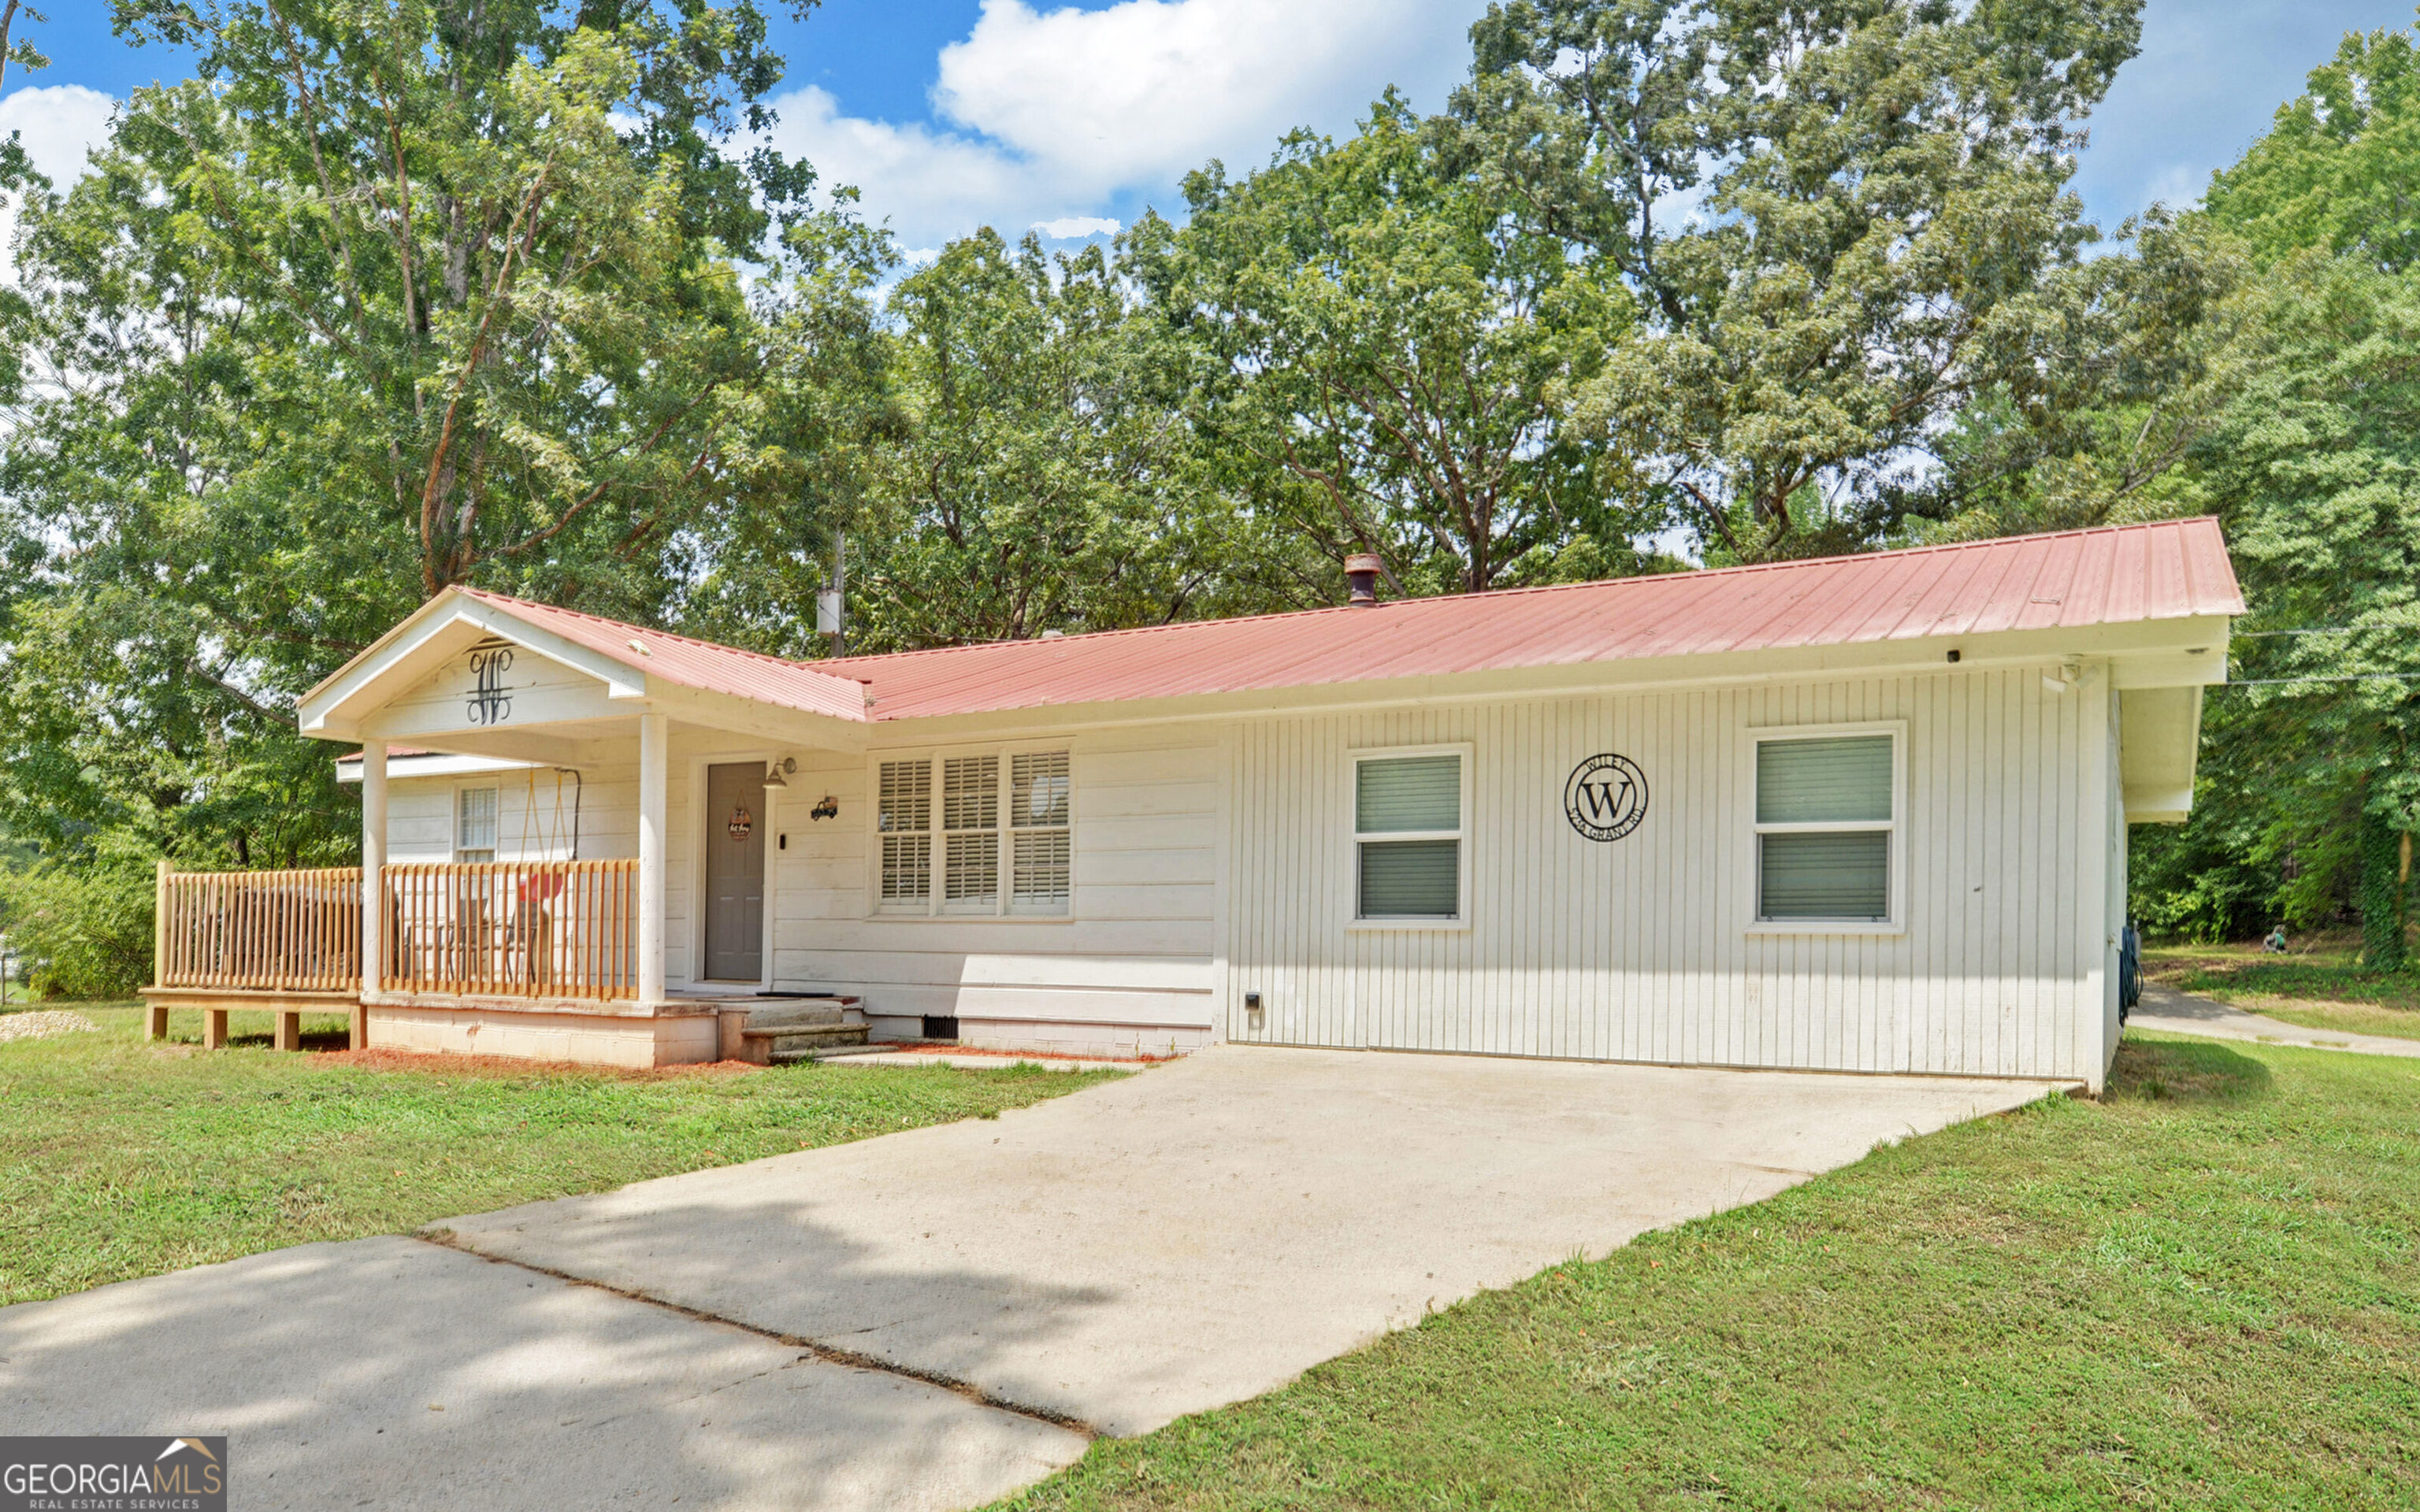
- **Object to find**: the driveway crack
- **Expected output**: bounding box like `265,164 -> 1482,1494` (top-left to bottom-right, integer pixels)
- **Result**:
414,1232 -> 1097,1439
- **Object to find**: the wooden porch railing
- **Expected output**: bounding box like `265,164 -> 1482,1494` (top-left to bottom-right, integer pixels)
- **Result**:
383,861 -> 638,1000
156,865 -> 362,991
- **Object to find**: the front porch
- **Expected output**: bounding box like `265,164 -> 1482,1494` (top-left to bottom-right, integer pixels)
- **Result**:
139,585 -> 886,1067
143,853 -> 869,1067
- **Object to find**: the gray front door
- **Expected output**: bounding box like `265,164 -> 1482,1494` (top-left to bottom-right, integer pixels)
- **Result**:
704,762 -> 766,982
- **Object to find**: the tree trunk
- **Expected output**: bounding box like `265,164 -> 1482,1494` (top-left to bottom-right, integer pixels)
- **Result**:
2357,802 -> 2406,971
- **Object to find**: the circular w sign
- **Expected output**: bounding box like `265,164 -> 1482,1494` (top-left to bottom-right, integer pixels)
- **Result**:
1564,754 -> 1648,843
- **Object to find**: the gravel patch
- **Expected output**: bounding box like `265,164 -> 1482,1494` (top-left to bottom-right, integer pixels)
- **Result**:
0,1010 -> 100,1045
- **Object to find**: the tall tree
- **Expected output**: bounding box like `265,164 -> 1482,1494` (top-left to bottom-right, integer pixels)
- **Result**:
0,0 -> 862,866
2121,13 -> 2420,953
845,229 -> 1298,651
2126,256 -> 2420,952
1453,0 -> 2145,561
1148,94 -> 1644,597
2204,19 -> 2420,275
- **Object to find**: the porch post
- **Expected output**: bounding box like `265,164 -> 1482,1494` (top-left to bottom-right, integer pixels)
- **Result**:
358,739 -> 386,1051
638,711 -> 669,1004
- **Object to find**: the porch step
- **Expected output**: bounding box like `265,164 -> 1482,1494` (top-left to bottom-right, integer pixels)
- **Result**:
744,1003 -> 850,1031
728,995 -> 867,1063
764,1025 -> 872,1062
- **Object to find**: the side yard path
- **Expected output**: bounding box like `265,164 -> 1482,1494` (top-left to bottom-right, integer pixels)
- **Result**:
2147,939 -> 2420,1043
0,1004 -> 1119,1306
997,1037 -> 2420,1512
2132,981 -> 2420,1059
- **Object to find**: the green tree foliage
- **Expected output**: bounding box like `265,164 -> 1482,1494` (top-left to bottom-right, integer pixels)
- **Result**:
2116,13 -> 2420,949
2129,254 -> 2420,947
1910,210 -> 2257,543
0,835 -> 158,999
845,231 -> 1303,650
2205,19 -> 2420,274
1146,95 -> 1642,595
0,0 -> 870,868
1452,0 -> 2144,561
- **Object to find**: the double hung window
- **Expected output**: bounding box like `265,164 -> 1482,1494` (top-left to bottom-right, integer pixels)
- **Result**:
1353,750 -> 1467,922
1753,732 -> 1897,923
878,750 -> 1071,917
455,786 -> 499,865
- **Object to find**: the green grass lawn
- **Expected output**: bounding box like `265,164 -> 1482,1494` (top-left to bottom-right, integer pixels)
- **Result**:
2147,936 -> 2420,1042
1003,1036 -> 2420,1511
0,1002 -> 1117,1307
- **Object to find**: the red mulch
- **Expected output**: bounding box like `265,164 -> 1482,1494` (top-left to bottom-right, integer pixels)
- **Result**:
291,1046 -> 766,1080
878,1043 -> 1171,1065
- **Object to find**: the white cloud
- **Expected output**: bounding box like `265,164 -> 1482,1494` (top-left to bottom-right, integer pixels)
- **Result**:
0,83 -> 118,187
763,0 -> 1486,247
0,84 -> 120,283
1033,215 -> 1119,240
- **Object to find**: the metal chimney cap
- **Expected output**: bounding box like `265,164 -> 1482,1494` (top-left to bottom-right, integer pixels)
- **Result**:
1344,553 -> 1384,574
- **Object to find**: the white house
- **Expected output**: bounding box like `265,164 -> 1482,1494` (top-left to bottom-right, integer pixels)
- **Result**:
240,517 -> 2236,1090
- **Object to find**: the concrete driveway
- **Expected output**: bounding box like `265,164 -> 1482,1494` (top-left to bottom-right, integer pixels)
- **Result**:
438,1045 -> 2058,1436
2,1046 -> 2060,1506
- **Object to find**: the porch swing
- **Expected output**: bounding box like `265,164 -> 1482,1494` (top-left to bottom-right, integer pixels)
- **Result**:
501,769 -> 581,989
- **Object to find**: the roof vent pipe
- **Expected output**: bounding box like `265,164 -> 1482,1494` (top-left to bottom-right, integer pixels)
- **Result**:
1345,553 -> 1383,607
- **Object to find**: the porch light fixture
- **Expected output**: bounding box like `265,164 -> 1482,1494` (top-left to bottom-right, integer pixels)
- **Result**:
764,756 -> 796,788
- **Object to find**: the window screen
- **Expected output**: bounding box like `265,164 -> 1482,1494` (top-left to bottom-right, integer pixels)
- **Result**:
1356,754 -> 1461,920
456,787 -> 498,865
1755,736 -> 1893,921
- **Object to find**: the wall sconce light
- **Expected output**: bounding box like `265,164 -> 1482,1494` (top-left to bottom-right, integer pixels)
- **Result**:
810,795 -> 839,821
764,756 -> 796,788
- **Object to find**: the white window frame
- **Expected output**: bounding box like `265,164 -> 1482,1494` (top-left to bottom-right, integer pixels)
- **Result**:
1744,720 -> 1906,936
867,743 -> 1074,921
453,782 -> 500,865
1347,742 -> 1474,932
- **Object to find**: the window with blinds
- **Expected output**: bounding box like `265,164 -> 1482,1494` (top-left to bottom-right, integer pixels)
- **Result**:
1354,751 -> 1464,921
942,756 -> 1000,913
1754,733 -> 1895,921
874,750 -> 1071,917
878,759 -> 932,904
456,786 -> 498,865
1010,750 -> 1072,914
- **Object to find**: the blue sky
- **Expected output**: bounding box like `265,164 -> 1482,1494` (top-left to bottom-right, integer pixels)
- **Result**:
8,1 -> 2415,254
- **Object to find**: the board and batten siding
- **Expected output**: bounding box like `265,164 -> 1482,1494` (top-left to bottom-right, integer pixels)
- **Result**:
765,725 -> 1223,1054
1223,666 -> 2118,1084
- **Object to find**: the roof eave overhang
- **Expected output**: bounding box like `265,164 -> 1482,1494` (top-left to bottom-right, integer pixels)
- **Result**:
858,615 -> 2234,738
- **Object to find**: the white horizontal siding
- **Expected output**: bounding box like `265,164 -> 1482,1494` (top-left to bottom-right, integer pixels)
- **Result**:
384,765 -> 636,865
763,728 -> 1221,1029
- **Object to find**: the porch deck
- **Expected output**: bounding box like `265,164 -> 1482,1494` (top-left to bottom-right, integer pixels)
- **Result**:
138,858 -> 835,1067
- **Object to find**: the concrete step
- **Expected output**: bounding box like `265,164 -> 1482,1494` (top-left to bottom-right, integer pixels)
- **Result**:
767,1025 -> 872,1064
744,1005 -> 848,1031
740,995 -> 862,1032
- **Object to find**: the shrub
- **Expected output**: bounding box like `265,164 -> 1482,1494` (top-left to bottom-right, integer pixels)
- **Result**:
0,841 -> 158,999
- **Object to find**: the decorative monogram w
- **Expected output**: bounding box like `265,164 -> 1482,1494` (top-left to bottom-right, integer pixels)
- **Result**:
1563,753 -> 1648,843
466,647 -> 515,726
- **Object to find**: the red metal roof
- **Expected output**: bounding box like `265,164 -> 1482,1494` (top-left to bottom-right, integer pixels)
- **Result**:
453,587 -> 873,723
818,517 -> 2241,721
443,518 -> 2239,725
